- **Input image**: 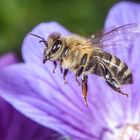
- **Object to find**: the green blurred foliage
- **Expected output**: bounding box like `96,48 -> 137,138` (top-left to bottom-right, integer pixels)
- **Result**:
0,0 -> 117,57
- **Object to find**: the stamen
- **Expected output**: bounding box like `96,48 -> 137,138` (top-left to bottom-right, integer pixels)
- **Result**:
103,123 -> 140,140
118,123 -> 140,140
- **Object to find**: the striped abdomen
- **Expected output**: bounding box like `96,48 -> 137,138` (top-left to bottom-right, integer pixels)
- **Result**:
85,50 -> 133,85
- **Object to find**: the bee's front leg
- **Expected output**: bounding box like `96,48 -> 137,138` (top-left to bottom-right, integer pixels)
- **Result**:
60,59 -> 63,73
81,75 -> 88,106
63,69 -> 68,84
60,67 -> 63,73
53,61 -> 57,73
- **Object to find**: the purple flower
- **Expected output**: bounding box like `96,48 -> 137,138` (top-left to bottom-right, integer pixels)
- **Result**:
0,53 -> 65,140
0,2 -> 140,140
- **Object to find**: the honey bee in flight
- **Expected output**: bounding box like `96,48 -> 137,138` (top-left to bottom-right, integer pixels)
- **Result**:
30,23 -> 140,106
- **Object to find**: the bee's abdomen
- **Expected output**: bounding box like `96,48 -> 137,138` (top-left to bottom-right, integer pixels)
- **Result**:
86,51 -> 133,85
108,55 -> 133,85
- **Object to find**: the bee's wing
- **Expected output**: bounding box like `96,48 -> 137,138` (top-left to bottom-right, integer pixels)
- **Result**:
91,23 -> 140,53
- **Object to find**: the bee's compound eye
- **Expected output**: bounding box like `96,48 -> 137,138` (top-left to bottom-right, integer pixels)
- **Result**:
51,40 -> 62,54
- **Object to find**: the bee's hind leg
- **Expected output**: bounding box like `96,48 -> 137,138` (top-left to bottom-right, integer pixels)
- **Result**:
116,88 -> 128,97
105,72 -> 128,97
98,61 -> 129,97
81,75 -> 88,106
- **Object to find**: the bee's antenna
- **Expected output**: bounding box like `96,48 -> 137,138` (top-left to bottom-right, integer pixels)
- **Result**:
29,33 -> 47,44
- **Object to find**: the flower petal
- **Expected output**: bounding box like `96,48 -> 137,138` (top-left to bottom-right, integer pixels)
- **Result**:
104,2 -> 140,70
22,22 -> 70,64
0,52 -> 18,69
0,97 -> 66,140
0,62 -> 135,139
104,1 -> 140,127
104,2 -> 140,29
0,63 -> 100,140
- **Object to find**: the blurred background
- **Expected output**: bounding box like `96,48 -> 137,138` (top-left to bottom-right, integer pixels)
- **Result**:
0,0 -> 117,58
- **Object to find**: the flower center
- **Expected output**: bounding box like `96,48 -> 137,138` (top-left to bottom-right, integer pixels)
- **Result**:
116,123 -> 140,140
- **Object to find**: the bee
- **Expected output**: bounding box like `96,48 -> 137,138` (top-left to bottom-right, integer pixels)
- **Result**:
30,23 -> 140,106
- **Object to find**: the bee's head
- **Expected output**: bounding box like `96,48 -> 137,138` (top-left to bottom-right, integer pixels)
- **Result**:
30,32 -> 63,63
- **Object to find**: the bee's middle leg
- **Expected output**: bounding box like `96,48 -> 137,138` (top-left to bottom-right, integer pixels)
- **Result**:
75,66 -> 84,86
63,69 -> 68,84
